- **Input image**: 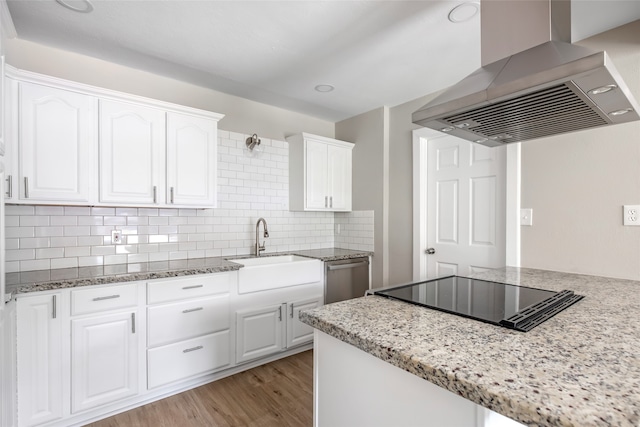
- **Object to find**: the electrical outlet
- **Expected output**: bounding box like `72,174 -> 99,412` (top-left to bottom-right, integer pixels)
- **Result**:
623,205 -> 640,226
111,229 -> 123,244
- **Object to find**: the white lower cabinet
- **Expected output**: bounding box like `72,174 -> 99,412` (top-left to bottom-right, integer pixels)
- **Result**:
287,298 -> 321,348
146,273 -> 233,389
71,310 -> 139,413
147,330 -> 231,389
236,296 -> 322,364
236,304 -> 284,364
13,269 -> 322,426
16,293 -> 65,427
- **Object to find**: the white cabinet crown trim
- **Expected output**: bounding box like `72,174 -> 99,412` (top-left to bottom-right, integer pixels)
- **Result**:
5,66 -> 224,121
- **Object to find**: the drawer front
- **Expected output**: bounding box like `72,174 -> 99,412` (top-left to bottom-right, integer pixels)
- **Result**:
147,294 -> 230,347
71,283 -> 138,316
147,330 -> 231,389
147,273 -> 231,305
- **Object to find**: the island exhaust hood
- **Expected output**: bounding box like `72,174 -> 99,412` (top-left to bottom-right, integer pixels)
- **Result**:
412,1 -> 640,147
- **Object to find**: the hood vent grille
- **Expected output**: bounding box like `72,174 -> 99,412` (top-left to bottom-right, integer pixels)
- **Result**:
443,83 -> 608,144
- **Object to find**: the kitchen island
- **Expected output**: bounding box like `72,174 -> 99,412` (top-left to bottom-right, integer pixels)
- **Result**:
300,267 -> 640,427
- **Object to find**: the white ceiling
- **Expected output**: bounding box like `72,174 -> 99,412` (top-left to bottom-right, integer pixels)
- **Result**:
5,0 -> 640,122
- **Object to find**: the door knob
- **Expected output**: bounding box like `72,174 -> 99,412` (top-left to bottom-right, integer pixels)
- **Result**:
425,248 -> 436,255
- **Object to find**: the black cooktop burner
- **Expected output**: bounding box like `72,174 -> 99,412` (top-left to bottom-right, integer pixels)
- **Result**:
373,276 -> 583,332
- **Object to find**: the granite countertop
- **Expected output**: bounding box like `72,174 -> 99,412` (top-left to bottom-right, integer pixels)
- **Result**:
6,248 -> 372,295
300,267 -> 640,427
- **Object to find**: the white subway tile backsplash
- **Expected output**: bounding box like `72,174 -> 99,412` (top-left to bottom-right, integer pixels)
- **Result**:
5,131 -> 374,271
51,257 -> 78,269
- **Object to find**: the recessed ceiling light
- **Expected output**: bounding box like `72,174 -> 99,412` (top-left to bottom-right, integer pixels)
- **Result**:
314,84 -> 334,93
55,0 -> 94,13
440,126 -> 454,132
448,2 -> 479,23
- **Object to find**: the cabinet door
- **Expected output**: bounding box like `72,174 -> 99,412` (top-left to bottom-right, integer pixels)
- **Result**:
327,144 -> 352,211
286,297 -> 321,348
71,310 -> 139,413
166,112 -> 217,207
236,304 -> 284,364
19,82 -> 95,202
99,99 -> 165,204
17,293 -> 64,427
305,139 -> 329,210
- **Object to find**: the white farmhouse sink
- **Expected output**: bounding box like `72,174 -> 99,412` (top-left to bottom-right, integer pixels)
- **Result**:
229,255 -> 323,294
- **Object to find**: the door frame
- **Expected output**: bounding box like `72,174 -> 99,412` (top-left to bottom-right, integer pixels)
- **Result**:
412,128 -> 521,281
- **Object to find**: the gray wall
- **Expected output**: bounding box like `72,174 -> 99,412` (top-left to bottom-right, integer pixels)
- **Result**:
520,20 -> 640,280
336,107 -> 388,288
5,38 -> 334,141
388,93 -> 440,286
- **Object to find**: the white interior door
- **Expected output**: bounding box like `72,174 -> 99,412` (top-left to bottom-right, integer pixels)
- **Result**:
423,134 -> 507,278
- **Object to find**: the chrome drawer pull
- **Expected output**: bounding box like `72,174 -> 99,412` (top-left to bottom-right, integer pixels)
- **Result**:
24,177 -> 29,198
132,313 -> 136,334
183,345 -> 203,353
182,285 -> 203,290
93,295 -> 120,301
52,295 -> 57,319
182,307 -> 203,314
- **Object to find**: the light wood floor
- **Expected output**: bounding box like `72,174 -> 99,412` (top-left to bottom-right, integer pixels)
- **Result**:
86,351 -> 313,427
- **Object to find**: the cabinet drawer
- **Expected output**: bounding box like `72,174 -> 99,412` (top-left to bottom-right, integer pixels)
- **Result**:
147,294 -> 230,347
71,284 -> 138,316
147,330 -> 231,389
147,273 -> 231,304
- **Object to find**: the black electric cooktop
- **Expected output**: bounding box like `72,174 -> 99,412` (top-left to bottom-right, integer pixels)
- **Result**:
373,276 -> 584,332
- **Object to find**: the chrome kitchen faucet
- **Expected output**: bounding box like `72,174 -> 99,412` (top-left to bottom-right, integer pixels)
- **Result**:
255,218 -> 269,256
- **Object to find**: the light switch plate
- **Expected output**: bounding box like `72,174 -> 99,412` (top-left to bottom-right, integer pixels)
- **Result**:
623,205 -> 640,226
520,208 -> 533,226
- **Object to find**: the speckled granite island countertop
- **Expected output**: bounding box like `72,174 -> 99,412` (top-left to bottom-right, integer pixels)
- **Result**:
6,248 -> 372,296
300,267 -> 640,427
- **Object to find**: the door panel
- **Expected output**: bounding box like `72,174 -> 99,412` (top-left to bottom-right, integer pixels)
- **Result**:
305,140 -> 328,209
71,311 -> 138,413
427,135 -> 506,277
166,112 -> 216,206
287,298 -> 320,348
19,82 -> 94,202
236,304 -> 283,364
99,99 -> 165,204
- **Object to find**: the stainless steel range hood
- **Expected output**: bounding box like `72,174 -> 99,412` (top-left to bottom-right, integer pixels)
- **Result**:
412,2 -> 640,147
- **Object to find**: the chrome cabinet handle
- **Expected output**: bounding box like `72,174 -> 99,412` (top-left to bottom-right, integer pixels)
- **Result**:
182,284 -> 203,290
170,187 -> 174,204
425,248 -> 436,255
290,303 -> 294,318
92,295 -> 120,301
182,307 -> 203,314
327,260 -> 369,271
330,196 -> 333,208
52,295 -> 57,319
183,345 -> 203,353
153,185 -> 157,203
24,177 -> 29,198
324,196 -> 328,208
278,305 -> 282,321
6,175 -> 12,198
132,313 -> 136,334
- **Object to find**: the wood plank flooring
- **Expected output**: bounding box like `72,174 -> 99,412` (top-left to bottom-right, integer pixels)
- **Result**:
87,351 -> 313,427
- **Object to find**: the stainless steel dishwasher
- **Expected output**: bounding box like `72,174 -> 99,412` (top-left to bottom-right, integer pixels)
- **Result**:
325,257 -> 370,304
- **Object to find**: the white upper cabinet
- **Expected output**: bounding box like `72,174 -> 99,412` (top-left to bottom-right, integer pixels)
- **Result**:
166,112 -> 217,207
5,67 -> 223,207
287,133 -> 353,212
17,82 -> 96,203
99,100 -> 165,205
